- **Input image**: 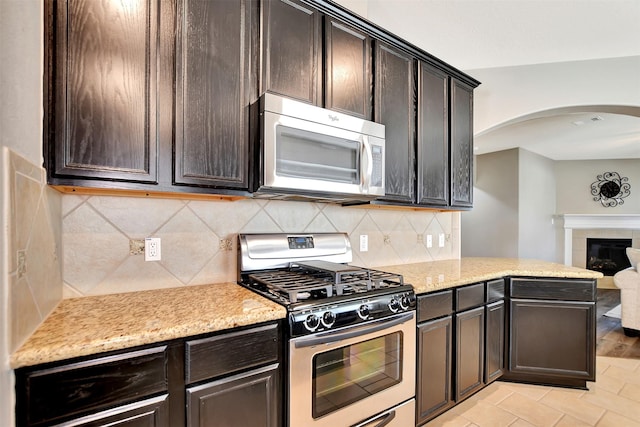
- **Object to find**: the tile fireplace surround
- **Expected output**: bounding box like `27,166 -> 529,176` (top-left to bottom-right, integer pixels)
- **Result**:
562,214 -> 640,269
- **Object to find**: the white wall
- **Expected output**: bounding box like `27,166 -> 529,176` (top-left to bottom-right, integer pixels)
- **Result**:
1,1 -> 44,425
461,149 -> 519,257
518,149 -> 557,262
556,159 -> 640,214
468,56 -> 640,135
463,148 -> 558,261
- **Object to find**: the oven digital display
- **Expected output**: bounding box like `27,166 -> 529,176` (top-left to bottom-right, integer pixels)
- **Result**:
288,236 -> 314,249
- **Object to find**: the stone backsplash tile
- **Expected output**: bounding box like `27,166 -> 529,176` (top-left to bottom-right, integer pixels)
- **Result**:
62,194 -> 461,297
5,149 -> 62,352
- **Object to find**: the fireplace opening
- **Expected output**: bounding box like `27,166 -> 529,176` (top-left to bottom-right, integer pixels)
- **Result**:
586,238 -> 632,276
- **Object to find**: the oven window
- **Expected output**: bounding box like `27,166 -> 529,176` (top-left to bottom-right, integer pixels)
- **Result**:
276,125 -> 360,184
312,332 -> 403,418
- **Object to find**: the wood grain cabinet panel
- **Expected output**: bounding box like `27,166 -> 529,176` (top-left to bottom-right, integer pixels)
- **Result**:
325,17 -> 372,119
455,306 -> 485,401
450,78 -> 474,208
47,0 -> 159,183
174,0 -> 257,189
374,41 -> 415,203
417,62 -> 449,206
417,316 -> 454,425
261,0 -> 322,105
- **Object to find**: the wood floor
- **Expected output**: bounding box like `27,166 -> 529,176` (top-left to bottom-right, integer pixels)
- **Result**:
596,288 -> 640,358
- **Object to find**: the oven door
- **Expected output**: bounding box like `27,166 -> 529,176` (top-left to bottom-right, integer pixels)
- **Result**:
288,311 -> 416,427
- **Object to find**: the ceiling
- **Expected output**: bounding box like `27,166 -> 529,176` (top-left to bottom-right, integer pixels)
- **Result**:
335,0 -> 640,160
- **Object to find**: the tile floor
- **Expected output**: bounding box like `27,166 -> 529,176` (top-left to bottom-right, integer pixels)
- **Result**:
424,356 -> 640,426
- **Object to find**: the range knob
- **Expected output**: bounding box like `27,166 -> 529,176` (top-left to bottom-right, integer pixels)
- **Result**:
321,311 -> 336,328
304,314 -> 320,331
388,298 -> 400,313
358,304 -> 370,319
399,295 -> 411,310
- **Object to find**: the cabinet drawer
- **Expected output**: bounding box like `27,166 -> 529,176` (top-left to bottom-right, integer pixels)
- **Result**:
486,279 -> 505,303
17,346 -> 168,426
456,282 -> 485,311
417,290 -> 453,323
510,278 -> 596,301
186,323 -> 279,384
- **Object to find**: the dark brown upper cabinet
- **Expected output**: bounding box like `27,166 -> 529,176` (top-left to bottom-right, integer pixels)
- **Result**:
417,62 -> 449,206
325,17 -> 372,119
261,0 -> 372,119
45,0 -> 161,184
260,0 -> 322,105
174,0 -> 257,189
450,78 -> 474,208
374,41 -> 415,203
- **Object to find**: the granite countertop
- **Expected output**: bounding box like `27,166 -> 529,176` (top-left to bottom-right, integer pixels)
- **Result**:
11,258 -> 601,369
10,282 -> 287,369
380,257 -> 603,294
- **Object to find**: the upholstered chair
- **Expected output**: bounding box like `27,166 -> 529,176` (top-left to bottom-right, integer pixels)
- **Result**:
613,247 -> 640,336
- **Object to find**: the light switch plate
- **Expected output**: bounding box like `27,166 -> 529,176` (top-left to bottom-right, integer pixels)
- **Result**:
426,234 -> 433,248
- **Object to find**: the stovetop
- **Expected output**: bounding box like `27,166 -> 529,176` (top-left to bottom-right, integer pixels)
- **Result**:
238,233 -> 416,336
244,261 -> 405,304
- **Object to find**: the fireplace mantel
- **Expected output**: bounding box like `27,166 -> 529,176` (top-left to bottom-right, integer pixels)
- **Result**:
561,214 -> 640,265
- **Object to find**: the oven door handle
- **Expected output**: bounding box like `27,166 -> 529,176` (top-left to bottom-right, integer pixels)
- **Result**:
294,312 -> 414,348
352,408 -> 396,427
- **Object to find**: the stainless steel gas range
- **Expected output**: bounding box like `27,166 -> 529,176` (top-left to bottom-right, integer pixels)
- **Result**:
238,233 -> 416,427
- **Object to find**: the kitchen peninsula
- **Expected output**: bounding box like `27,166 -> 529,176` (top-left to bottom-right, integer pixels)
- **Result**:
12,258 -> 601,426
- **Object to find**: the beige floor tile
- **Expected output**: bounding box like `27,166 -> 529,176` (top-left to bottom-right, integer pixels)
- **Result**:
472,383 -> 514,405
554,414 -> 594,427
601,365 -> 640,386
539,389 -> 605,425
597,356 -> 640,372
580,385 -> 640,419
589,372 -> 626,394
501,382 -> 553,401
497,392 -> 563,426
509,419 -> 537,427
454,400 -> 517,427
619,382 -> 640,403
595,410 -> 640,427
423,410 -> 475,426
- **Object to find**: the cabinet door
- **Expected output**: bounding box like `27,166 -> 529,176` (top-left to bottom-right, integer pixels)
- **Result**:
261,0 -> 322,105
174,0 -> 257,189
52,395 -> 169,427
186,364 -> 280,427
450,78 -> 474,208
455,306 -> 485,402
325,17 -> 372,119
485,300 -> 505,384
416,316 -> 453,425
374,41 -> 415,203
47,0 -> 159,183
508,299 -> 596,384
417,62 -> 449,206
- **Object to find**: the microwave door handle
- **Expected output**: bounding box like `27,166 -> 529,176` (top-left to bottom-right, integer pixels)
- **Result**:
294,312 -> 414,348
362,136 -> 373,192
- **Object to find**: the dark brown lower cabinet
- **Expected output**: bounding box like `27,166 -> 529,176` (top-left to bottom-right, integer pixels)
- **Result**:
186,364 -> 279,427
417,315 -> 454,424
485,300 -> 505,384
455,306 -> 485,402
15,322 -> 282,427
504,278 -> 596,388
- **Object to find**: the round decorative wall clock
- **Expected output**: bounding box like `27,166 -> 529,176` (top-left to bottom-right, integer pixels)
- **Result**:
590,172 -> 631,207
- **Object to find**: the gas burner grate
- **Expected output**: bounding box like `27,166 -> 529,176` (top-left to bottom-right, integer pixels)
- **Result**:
246,264 -> 405,303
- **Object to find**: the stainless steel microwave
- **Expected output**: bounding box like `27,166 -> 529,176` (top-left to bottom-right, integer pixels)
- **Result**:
254,93 -> 385,202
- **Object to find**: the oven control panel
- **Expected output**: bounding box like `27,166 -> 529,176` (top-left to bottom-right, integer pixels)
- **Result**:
289,289 -> 416,337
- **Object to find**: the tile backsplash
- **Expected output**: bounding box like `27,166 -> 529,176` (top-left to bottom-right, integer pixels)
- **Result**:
63,196 -> 460,297
2,148 -> 63,352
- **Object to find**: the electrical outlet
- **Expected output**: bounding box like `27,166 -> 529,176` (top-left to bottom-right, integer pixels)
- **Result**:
426,234 -> 433,248
360,234 -> 368,252
145,237 -> 161,261
439,233 -> 445,248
